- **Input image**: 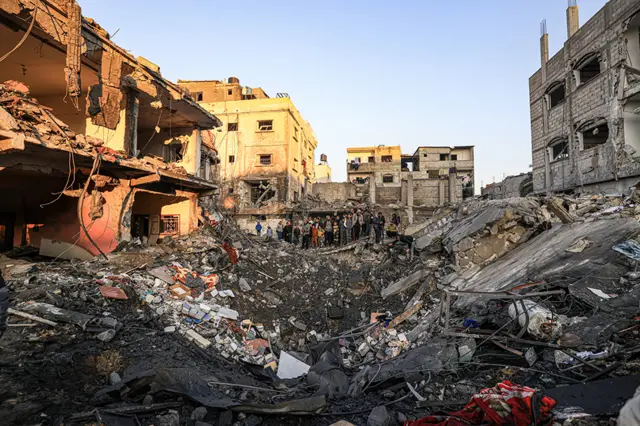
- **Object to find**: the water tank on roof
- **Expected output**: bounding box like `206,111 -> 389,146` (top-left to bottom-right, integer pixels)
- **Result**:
228,77 -> 240,84
320,154 -> 327,162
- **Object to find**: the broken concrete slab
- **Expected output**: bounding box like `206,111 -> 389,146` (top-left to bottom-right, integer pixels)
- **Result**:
381,269 -> 425,299
39,238 -> 94,261
453,219 -> 640,308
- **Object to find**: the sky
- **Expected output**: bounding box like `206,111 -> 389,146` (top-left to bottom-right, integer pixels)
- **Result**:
80,0 -> 608,191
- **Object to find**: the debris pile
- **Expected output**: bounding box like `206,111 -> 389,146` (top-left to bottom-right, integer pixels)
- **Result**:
4,192 -> 640,424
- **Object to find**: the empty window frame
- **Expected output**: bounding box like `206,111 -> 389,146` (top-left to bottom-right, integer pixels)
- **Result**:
428,170 -> 439,179
228,122 -> 238,131
382,175 -> 394,183
227,89 -> 233,96
229,155 -> 235,163
381,155 -> 393,162
163,143 -> 183,163
451,154 -> 458,161
546,82 -> 566,108
192,91 -> 203,102
580,123 -> 609,150
439,154 -> 449,161
259,154 -> 272,165
367,156 -> 375,163
550,139 -> 569,161
293,127 -> 299,140
576,55 -> 601,86
257,120 -> 273,131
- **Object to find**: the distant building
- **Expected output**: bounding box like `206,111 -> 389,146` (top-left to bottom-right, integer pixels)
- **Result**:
345,145 -> 474,206
177,78 -> 318,230
315,154 -> 332,183
530,0 -> 640,194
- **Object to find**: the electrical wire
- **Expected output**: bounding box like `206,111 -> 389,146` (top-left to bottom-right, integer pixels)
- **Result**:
0,0 -> 39,63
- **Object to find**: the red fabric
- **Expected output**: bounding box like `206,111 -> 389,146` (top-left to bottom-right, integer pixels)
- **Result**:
404,380 -> 555,426
223,241 -> 238,264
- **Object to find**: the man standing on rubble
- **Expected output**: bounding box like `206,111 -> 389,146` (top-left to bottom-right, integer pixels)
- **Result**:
302,220 -> 311,249
345,214 -> 353,244
372,213 -> 382,244
353,210 -> 361,241
293,223 -> 301,245
0,271 -> 7,339
255,221 -> 262,236
324,216 -> 333,246
276,221 -> 284,241
363,209 -> 371,237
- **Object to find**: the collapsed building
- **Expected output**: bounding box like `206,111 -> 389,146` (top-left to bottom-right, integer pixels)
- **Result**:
0,0 -> 221,257
480,172 -> 533,200
530,0 -> 640,194
314,145 -> 474,209
177,78 -> 318,231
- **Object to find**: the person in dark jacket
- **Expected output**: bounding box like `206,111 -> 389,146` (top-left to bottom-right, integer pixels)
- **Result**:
0,271 -> 8,339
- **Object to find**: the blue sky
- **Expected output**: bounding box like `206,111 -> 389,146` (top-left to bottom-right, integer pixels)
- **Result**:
80,0 -> 607,190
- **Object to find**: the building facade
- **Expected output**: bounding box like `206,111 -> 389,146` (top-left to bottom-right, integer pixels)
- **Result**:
314,154 -> 332,183
0,0 -> 220,257
178,79 -> 318,230
530,0 -> 640,194
346,145 -> 475,206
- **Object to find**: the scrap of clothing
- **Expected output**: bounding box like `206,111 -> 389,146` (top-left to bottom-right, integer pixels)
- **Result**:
404,380 -> 555,426
171,264 -> 219,292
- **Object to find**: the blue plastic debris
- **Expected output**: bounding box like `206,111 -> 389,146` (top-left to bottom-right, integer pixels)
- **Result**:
613,240 -> 640,261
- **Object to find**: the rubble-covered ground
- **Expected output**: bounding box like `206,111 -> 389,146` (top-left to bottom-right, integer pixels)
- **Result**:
3,193 -> 640,425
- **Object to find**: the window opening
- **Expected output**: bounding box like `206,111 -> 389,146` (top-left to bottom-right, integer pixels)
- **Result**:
257,120 -> 273,131
382,175 -> 394,183
228,122 -> 238,131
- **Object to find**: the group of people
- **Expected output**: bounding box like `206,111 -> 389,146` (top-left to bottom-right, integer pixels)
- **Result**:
255,210 -> 402,248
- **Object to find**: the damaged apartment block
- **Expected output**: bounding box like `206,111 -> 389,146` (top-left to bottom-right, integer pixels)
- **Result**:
0,0 -> 221,257
530,0 -> 640,194
177,78 -> 318,231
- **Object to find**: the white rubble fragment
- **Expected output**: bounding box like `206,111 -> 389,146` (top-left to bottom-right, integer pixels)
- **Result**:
186,329 -> 211,349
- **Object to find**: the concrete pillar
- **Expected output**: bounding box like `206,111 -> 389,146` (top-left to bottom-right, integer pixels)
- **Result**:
567,5 -> 579,39
181,127 -> 201,175
369,175 -> 376,204
407,174 -> 414,207
540,31 -> 549,82
545,147 -> 552,194
438,180 -> 446,205
401,178 -> 407,206
449,172 -> 458,204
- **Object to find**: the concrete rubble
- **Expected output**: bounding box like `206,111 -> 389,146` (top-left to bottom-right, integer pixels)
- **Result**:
2,190 -> 640,424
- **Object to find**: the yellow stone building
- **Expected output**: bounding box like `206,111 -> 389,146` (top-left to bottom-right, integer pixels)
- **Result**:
177,78 -> 318,229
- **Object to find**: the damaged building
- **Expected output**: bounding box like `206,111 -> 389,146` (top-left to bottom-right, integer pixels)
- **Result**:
0,0 -> 221,257
530,0 -> 640,194
342,145 -> 475,207
481,172 -> 533,200
177,78 -> 318,230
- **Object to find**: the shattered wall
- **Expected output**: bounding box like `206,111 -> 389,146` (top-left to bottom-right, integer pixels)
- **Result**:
530,0 -> 640,194
312,183 -> 356,203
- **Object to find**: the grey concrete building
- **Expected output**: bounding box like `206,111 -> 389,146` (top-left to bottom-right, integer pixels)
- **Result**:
481,173 -> 533,200
530,0 -> 640,194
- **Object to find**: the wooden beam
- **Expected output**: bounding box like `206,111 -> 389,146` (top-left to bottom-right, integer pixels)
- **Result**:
130,173 -> 161,187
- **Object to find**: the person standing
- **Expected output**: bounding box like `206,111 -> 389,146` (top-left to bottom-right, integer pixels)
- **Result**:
325,217 -> 333,246
302,221 -> 311,249
276,221 -> 284,241
255,221 -> 262,236
345,214 -> 353,244
266,226 -> 274,241
339,215 -> 347,246
353,210 -> 361,241
333,220 -> 340,246
363,209 -> 371,237
293,223 -> 301,245
311,221 -> 319,249
372,214 -> 382,244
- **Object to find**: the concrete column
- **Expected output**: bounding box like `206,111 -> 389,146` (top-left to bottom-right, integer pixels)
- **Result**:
567,5 -> 579,39
401,178 -> 407,206
407,174 -> 414,207
540,32 -> 549,82
369,175 -> 376,204
449,172 -> 458,204
545,148 -> 552,194
181,127 -> 201,175
438,180 -> 446,205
